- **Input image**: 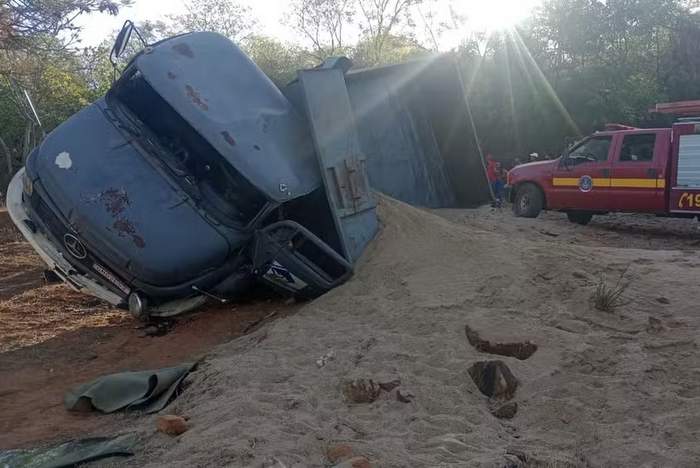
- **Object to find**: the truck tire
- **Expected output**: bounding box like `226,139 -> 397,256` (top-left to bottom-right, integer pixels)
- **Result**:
567,211 -> 593,225
513,184 -> 543,218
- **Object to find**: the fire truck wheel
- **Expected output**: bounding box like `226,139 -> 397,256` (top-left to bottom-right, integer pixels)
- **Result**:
513,184 -> 543,218
567,211 -> 593,225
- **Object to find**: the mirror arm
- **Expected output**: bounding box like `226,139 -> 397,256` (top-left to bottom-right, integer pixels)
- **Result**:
131,26 -> 148,48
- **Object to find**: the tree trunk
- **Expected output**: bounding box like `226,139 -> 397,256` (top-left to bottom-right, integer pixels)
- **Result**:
0,134 -> 13,181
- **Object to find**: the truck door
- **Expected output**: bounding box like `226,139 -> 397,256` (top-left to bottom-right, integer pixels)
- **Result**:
610,130 -> 668,213
551,135 -> 613,211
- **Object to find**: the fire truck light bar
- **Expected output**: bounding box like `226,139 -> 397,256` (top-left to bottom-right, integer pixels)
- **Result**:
651,100 -> 700,116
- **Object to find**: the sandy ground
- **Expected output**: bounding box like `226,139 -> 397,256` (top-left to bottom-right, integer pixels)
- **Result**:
104,200 -> 698,467
3,202 -> 700,466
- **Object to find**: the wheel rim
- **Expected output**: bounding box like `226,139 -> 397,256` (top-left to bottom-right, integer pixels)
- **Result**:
519,195 -> 530,212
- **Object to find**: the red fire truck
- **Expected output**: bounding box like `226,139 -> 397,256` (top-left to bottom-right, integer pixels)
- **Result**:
506,100 -> 700,225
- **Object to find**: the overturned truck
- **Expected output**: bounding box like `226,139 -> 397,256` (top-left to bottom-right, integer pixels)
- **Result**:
7,26 -> 490,319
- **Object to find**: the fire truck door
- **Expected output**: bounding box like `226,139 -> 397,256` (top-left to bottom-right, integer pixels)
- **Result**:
551,135 -> 613,211
610,131 -> 667,213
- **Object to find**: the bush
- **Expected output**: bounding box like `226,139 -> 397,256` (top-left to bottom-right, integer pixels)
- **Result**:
591,266 -> 630,313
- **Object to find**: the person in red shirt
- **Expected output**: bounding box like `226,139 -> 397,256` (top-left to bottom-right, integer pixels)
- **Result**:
486,153 -> 504,207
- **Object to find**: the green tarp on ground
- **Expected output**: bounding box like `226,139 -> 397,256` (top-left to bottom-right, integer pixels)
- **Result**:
0,433 -> 137,468
64,363 -> 196,414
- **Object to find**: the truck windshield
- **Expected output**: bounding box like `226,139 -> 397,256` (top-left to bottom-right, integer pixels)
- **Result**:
568,136 -> 612,163
108,68 -> 267,227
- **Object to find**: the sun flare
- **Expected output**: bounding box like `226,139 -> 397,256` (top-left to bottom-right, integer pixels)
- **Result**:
467,0 -> 539,32
436,0 -> 540,51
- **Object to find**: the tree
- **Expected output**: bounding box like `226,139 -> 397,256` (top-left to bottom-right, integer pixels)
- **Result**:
243,35 -> 315,86
0,0 -> 130,51
289,0 -> 355,60
357,0 -> 420,65
352,33 -> 427,67
0,0 -> 129,187
167,0 -> 257,43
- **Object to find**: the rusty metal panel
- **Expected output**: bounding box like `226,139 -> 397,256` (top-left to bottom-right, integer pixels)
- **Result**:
298,68 -> 378,262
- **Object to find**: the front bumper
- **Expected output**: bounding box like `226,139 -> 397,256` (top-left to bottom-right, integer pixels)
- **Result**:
7,168 -> 124,305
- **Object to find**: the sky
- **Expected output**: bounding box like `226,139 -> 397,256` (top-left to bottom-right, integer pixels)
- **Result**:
75,0 -> 542,51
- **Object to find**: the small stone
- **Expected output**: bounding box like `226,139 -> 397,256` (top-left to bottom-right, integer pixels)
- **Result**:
157,415 -> 188,435
492,402 -> 518,419
378,379 -> 401,392
656,297 -> 670,305
342,379 -> 381,404
396,389 -> 414,403
468,360 -> 518,400
316,350 -> 335,368
333,456 -> 371,468
326,444 -> 353,463
647,316 -> 665,334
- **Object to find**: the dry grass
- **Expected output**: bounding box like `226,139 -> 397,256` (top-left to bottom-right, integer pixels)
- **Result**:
591,266 -> 631,313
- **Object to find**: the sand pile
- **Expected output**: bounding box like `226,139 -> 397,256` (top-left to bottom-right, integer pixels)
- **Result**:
116,198 -> 699,467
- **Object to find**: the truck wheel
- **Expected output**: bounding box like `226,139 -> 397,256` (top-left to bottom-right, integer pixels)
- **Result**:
567,212 -> 593,225
513,184 -> 543,218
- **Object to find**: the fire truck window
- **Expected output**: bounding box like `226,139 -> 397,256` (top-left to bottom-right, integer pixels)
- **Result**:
569,137 -> 612,164
620,134 -> 656,162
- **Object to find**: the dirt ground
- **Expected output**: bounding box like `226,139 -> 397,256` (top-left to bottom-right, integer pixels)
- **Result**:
0,210 -> 296,449
2,203 -> 700,466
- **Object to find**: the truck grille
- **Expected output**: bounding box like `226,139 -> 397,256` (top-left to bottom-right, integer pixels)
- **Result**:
28,191 -> 130,297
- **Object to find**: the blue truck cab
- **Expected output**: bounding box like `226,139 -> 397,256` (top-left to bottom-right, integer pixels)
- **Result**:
8,30 -> 361,318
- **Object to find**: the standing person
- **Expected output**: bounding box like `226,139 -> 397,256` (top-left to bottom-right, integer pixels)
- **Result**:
486,154 -> 504,208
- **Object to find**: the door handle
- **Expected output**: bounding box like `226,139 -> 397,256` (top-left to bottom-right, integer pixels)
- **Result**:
647,168 -> 658,178
601,168 -> 610,177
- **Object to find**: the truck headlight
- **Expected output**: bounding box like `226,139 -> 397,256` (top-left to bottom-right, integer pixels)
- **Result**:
22,173 -> 33,197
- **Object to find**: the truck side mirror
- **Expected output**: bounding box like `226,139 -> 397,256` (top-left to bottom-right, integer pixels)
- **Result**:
559,155 -> 570,169
111,21 -> 135,65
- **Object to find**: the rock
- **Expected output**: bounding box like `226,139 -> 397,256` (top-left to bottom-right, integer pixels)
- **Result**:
464,325 -> 537,360
646,316 -> 665,334
492,402 -> 518,419
342,379 -> 381,404
316,350 -> 335,368
378,379 -> 401,392
656,296 -> 670,305
468,360 -> 518,400
333,456 -> 371,468
326,444 -> 353,463
396,389 -> 414,403
157,415 -> 188,435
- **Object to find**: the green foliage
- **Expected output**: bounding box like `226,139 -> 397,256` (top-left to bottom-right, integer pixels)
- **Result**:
352,33 -> 428,67
1,0 -> 130,51
463,0 -> 700,161
166,0 -> 257,41
243,35 -> 315,86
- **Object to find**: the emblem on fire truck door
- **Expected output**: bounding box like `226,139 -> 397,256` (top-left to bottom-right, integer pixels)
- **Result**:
578,175 -> 593,193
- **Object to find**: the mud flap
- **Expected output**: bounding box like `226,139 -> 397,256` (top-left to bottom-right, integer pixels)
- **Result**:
298,67 -> 378,262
